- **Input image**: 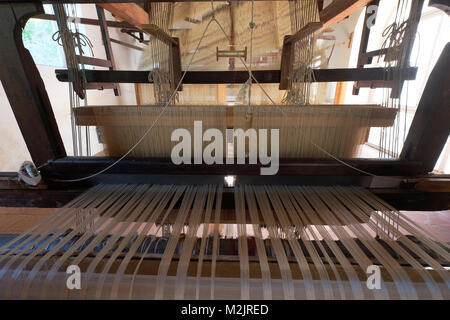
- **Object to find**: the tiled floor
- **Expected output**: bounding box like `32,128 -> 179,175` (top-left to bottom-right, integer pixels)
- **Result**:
401,210 -> 450,242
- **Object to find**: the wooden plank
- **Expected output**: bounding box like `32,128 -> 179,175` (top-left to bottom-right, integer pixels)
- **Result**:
400,43 -> 450,173
56,67 -> 418,84
0,3 -> 66,167
415,180 -> 450,193
97,3 -> 149,30
77,55 -> 112,68
320,0 -> 374,30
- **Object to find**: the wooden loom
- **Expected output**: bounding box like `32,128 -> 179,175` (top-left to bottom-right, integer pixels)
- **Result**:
74,104 -> 397,158
0,0 -> 448,301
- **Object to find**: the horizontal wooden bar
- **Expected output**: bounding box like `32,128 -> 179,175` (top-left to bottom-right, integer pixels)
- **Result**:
34,13 -> 135,29
110,38 -> 144,51
285,22 -> 323,44
55,67 -> 418,84
76,55 -> 112,68
40,157 -> 424,179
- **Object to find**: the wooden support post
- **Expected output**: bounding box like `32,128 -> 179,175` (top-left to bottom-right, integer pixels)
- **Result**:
0,3 -> 66,167
353,0 -> 379,95
390,0 -> 424,99
169,37 -> 183,91
96,5 -> 120,96
400,43 -> 450,173
279,35 -> 293,90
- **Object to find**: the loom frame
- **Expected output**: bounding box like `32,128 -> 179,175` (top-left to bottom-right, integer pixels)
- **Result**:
0,0 -> 448,211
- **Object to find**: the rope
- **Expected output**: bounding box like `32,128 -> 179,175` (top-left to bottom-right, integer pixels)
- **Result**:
52,30 -> 94,57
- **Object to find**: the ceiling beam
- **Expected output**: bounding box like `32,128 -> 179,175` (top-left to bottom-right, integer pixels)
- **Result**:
320,0 -> 374,29
97,3 -> 149,30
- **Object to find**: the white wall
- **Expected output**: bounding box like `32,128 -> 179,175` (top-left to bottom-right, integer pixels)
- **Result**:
0,4 -> 142,171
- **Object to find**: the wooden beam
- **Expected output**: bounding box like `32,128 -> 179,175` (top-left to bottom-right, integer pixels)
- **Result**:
34,13 -> 136,29
0,182 -> 448,212
97,3 -> 149,30
77,55 -> 112,68
400,43 -> 450,173
169,37 -> 182,91
320,0 -> 374,30
0,3 -> 66,167
279,35 -> 293,90
142,24 -> 177,46
40,157 -> 423,180
55,67 -> 418,85
428,0 -> 450,15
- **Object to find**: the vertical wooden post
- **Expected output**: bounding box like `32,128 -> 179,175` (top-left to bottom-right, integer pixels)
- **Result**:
400,43 -> 450,173
353,0 -> 379,95
0,3 -> 66,167
96,5 -> 120,96
279,35 -> 293,90
169,37 -> 182,91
